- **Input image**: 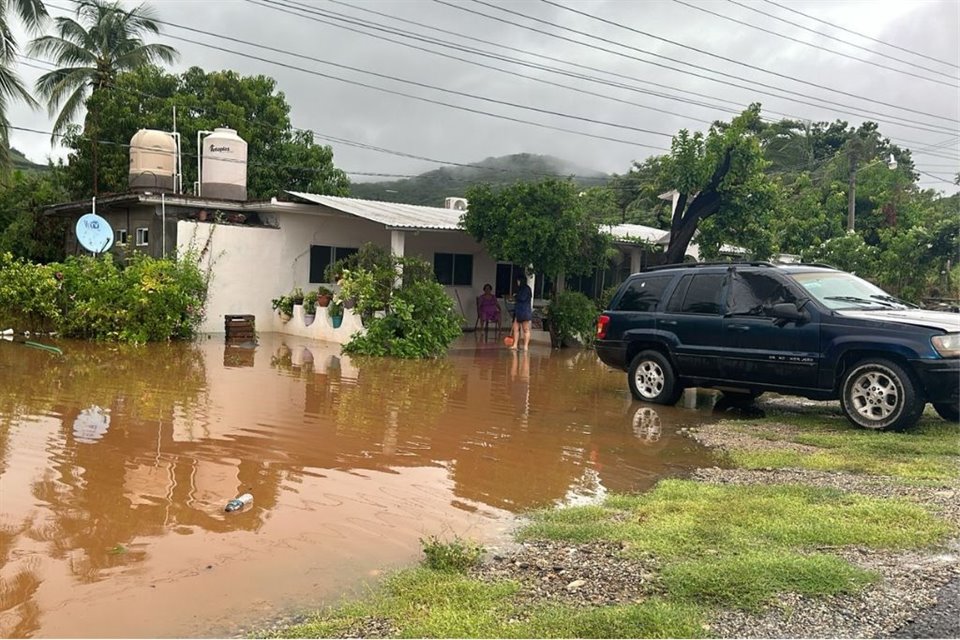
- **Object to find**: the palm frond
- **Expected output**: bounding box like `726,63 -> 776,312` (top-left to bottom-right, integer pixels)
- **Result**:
11,0 -> 48,32
50,83 -> 88,139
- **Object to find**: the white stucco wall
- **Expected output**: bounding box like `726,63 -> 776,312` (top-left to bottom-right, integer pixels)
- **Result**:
180,210 -> 515,336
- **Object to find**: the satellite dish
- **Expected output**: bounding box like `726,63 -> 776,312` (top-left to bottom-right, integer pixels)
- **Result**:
76,213 -> 114,253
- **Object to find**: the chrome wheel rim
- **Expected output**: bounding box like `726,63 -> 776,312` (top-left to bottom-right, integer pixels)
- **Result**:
850,369 -> 900,423
634,360 -> 665,400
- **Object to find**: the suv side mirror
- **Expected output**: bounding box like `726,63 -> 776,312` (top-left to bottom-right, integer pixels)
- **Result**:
769,302 -> 807,323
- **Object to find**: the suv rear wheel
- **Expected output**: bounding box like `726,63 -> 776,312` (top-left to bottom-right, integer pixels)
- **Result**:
628,350 -> 683,405
933,401 -> 959,423
840,359 -> 923,431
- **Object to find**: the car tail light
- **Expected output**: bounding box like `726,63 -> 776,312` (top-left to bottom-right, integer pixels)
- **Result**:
596,315 -> 610,340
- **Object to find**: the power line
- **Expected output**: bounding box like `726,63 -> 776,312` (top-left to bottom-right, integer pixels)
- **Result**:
535,0 -> 958,123
46,1 -> 672,153
676,0 -> 958,84
430,0 -> 956,136
249,0 -> 725,127
705,0 -> 960,84
762,0 -> 959,70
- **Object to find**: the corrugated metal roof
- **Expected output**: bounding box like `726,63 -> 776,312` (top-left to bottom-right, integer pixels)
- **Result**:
604,223 -> 670,245
287,192 -> 464,230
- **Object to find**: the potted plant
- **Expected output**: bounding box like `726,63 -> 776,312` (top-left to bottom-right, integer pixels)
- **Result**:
316,286 -> 333,308
303,290 -> 318,324
271,294 -> 293,321
290,287 -> 305,306
328,298 -> 344,329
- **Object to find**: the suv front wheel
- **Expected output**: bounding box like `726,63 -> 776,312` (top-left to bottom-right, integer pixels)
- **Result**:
840,359 -> 924,431
628,350 -> 683,405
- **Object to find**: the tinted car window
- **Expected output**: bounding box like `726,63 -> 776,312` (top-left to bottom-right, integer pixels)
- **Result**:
666,274 -> 693,312
680,274 -> 725,314
616,275 -> 673,312
728,272 -> 797,315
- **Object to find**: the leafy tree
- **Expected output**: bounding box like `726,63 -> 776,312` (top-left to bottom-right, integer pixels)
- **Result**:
770,173 -> 842,255
0,0 -> 47,172
0,168 -> 70,262
607,156 -> 672,227
662,104 -> 778,263
29,0 -> 178,193
462,178 -> 611,285
61,65 -> 350,199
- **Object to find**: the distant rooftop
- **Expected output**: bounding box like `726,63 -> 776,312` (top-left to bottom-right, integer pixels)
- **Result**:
287,192 -> 464,230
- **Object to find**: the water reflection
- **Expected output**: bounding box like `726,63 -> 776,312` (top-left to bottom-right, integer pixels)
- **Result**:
0,336 -> 716,638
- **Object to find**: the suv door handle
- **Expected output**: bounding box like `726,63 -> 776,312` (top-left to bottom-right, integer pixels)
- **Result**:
727,324 -> 750,332
660,320 -> 677,326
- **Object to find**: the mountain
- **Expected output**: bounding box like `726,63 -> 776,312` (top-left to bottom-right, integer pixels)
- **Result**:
349,153 -> 609,206
9,148 -> 49,173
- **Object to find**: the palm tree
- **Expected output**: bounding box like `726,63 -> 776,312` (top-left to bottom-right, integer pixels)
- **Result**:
28,0 -> 177,193
0,0 -> 48,171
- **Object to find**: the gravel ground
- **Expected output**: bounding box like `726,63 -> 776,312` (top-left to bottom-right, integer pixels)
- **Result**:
259,413 -> 959,639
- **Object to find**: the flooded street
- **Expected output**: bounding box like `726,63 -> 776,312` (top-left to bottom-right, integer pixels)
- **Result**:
0,334 -> 718,638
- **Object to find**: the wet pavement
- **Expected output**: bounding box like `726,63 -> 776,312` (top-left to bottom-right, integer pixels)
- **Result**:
0,333 -> 720,638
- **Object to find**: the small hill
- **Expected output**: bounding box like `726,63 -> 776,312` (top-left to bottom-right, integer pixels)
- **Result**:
349,153 -> 609,206
9,148 -> 49,173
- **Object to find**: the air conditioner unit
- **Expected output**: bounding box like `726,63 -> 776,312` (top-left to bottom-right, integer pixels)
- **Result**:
444,197 -> 468,211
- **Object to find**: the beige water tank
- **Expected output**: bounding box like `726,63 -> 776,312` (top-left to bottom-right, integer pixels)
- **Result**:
202,127 -> 247,201
129,129 -> 176,193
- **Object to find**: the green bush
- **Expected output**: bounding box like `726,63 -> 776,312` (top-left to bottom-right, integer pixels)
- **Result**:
547,290 -> 599,348
597,283 -> 621,311
420,535 -> 483,573
0,251 -> 208,342
0,252 -> 60,332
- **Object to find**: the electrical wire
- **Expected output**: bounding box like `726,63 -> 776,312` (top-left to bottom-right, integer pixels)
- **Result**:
761,0 -> 959,70
534,0 -> 958,122
707,0 -> 960,84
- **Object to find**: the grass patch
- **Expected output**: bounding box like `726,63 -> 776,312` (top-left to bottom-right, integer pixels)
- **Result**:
662,551 -> 877,610
522,480 -> 953,558
276,567 -> 707,638
722,416 -> 960,482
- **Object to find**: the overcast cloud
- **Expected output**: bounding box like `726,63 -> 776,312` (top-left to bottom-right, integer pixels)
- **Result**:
8,0 -> 959,193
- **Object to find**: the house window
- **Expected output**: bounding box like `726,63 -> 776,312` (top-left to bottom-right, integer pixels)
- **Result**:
433,253 -> 473,286
309,245 -> 359,283
135,227 -> 149,246
117,228 -> 128,244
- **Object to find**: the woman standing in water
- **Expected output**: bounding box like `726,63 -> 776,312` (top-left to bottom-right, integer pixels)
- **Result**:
510,275 -> 533,350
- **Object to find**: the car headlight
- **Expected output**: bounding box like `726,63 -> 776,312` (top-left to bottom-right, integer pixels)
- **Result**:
932,333 -> 960,357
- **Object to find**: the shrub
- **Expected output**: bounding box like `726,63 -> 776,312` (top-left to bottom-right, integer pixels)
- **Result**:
546,290 -> 598,348
0,251 -> 208,342
271,294 -> 294,317
420,535 -> 483,573
597,283 -> 621,311
344,278 -> 463,358
303,289 -> 318,315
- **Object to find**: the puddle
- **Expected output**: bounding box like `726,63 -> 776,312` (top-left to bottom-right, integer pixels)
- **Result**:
0,333 -> 719,637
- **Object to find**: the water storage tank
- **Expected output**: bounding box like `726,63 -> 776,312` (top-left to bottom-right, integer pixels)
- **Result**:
129,129 -> 176,193
201,127 -> 247,201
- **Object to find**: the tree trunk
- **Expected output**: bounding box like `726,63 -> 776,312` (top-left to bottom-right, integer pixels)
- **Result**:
663,191 -> 721,263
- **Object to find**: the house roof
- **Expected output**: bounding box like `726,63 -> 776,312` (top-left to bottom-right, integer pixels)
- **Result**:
43,193 -> 280,216
604,223 -> 670,245
287,192 -> 464,230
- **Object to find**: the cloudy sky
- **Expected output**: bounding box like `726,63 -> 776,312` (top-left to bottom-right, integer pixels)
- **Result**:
8,0 -> 959,192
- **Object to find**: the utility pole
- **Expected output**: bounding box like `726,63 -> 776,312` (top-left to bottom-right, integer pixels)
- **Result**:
846,148 -> 858,232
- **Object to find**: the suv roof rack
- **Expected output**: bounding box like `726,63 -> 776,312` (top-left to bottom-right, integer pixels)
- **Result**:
643,261 -> 776,272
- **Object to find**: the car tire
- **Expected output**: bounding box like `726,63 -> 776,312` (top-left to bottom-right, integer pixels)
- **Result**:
628,350 -> 682,405
933,401 -> 960,423
840,359 -> 923,431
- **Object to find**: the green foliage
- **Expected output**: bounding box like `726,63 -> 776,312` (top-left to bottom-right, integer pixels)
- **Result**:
302,289 -> 318,315
0,252 -> 61,332
597,284 -> 620,311
463,178 -> 611,279
344,277 -> 463,359
0,169 -> 71,263
271,293 -> 294,317
60,65 -> 350,199
0,250 -> 208,341
802,233 -> 879,276
546,290 -> 597,347
420,535 -> 483,573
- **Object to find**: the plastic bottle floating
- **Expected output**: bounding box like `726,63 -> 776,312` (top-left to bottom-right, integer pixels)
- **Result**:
224,493 -> 254,512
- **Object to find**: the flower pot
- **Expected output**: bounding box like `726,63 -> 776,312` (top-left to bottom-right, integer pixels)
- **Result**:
317,294 -> 332,308
304,313 -> 316,326
342,298 -> 356,310
331,314 -> 343,329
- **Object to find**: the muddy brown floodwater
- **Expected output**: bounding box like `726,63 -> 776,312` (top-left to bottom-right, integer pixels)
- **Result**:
0,333 -> 719,638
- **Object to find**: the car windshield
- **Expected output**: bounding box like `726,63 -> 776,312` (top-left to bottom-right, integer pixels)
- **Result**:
790,271 -> 911,310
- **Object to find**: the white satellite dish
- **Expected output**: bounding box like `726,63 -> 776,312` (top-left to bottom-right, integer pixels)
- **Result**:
76,213 -> 114,253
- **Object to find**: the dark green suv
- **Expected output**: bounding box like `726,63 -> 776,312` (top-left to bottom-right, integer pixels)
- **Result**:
595,262 -> 960,431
